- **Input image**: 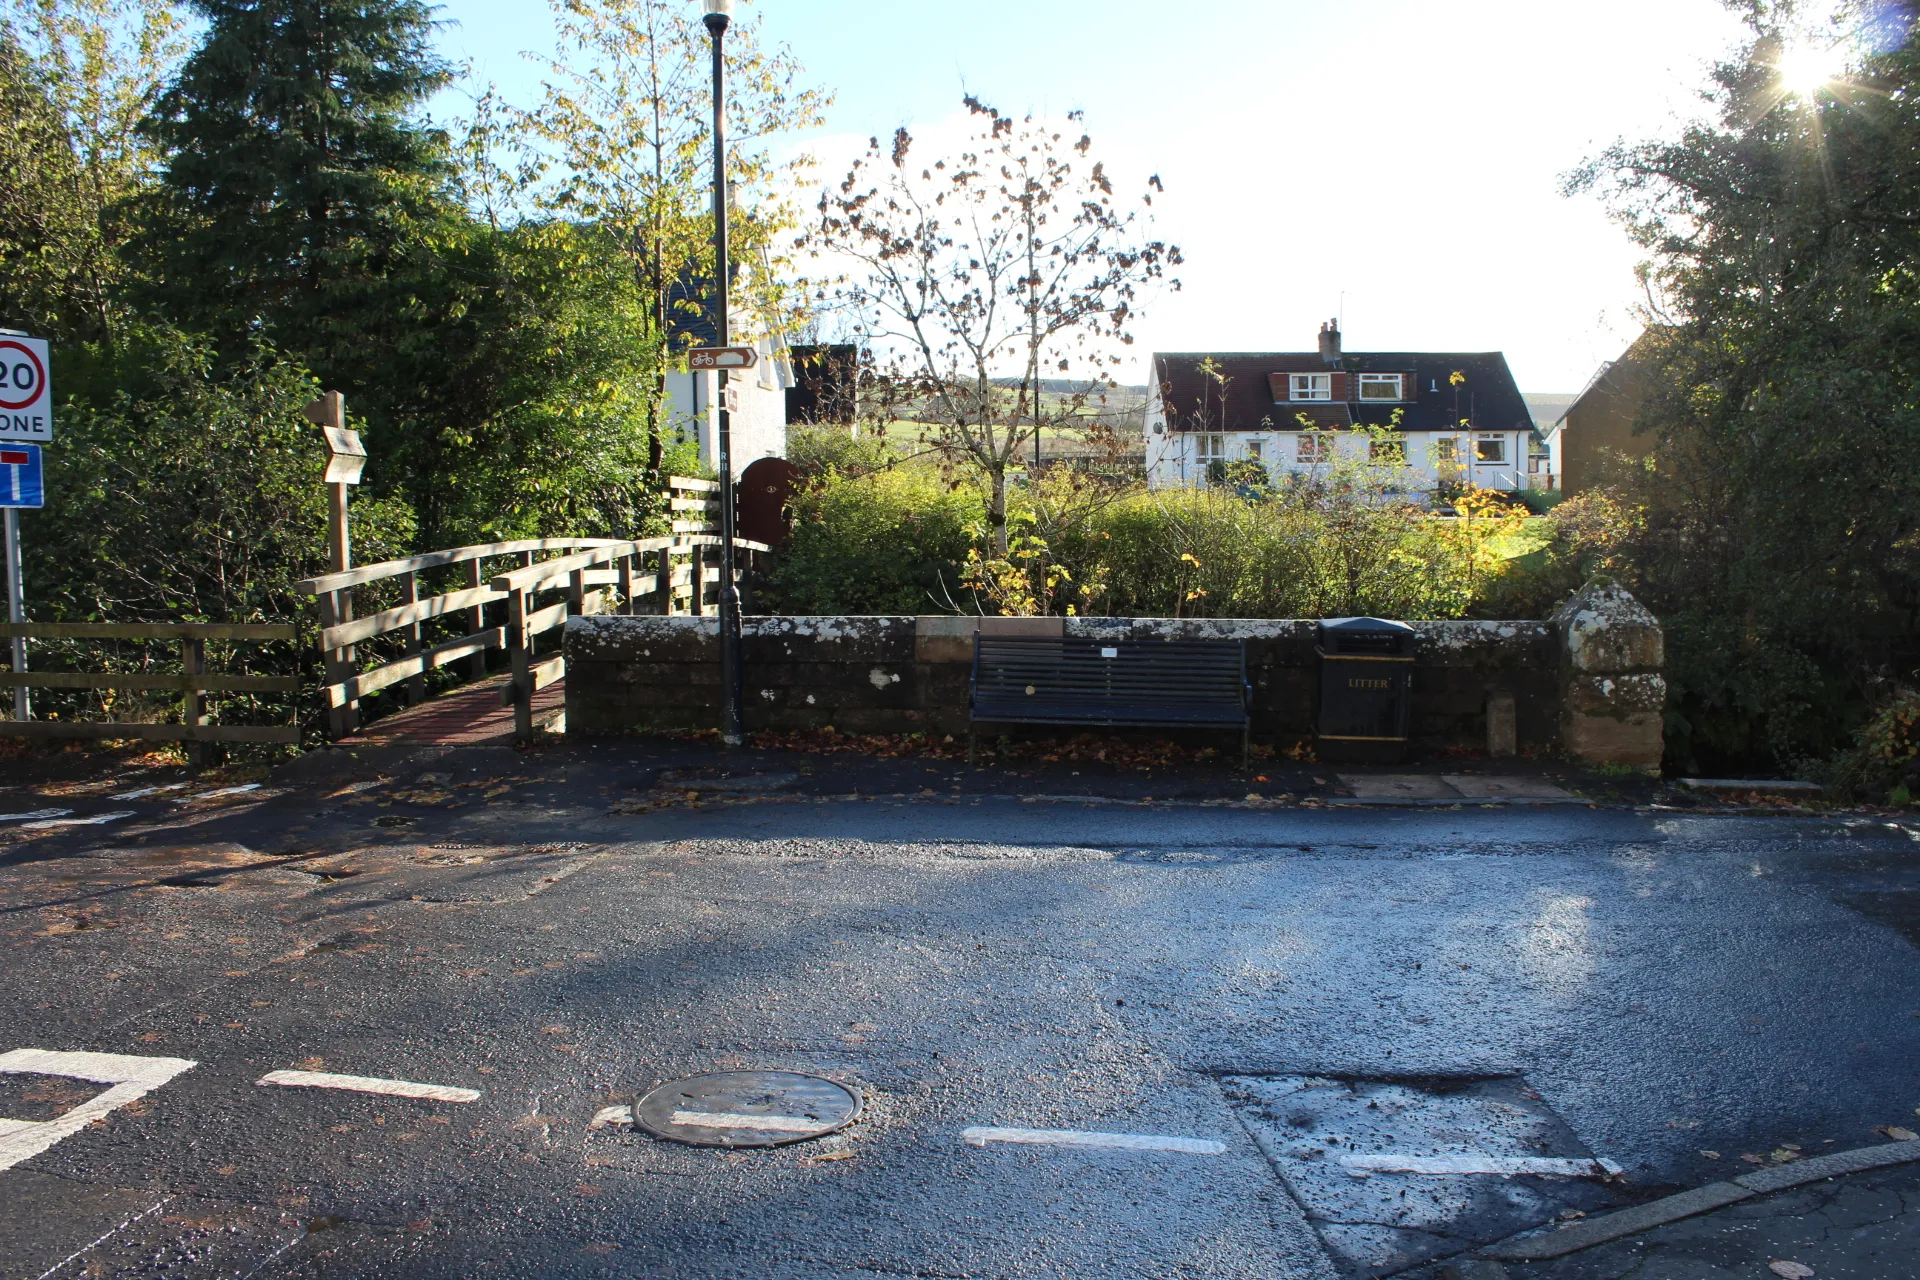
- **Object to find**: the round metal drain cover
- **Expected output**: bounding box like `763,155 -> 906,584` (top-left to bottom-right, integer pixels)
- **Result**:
633,1071 -> 861,1148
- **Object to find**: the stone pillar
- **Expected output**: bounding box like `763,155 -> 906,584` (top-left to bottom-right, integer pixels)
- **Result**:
1552,583 -> 1665,772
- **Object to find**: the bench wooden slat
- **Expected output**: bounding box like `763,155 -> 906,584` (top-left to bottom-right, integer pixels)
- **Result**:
970,635 -> 1251,765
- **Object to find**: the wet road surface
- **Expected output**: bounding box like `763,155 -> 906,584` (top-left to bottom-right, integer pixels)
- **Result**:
1,745 -> 1918,1278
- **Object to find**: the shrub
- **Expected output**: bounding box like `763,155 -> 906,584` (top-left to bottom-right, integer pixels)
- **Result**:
758,465 -> 981,615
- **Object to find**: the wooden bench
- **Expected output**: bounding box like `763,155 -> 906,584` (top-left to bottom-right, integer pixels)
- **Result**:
968,634 -> 1253,766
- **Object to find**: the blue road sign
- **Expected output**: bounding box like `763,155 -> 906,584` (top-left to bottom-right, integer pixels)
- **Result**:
0,443 -> 44,508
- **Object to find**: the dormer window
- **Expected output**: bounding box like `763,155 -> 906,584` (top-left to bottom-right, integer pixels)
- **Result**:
1358,373 -> 1403,401
1290,373 -> 1331,401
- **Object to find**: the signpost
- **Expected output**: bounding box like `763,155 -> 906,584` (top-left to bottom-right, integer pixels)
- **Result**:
687,346 -> 757,371
0,331 -> 48,723
0,334 -> 52,444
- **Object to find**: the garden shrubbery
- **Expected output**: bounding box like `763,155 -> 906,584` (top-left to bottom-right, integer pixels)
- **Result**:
760,426 -> 1622,621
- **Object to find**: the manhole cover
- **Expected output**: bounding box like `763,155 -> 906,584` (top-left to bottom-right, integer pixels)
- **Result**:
633,1071 -> 861,1148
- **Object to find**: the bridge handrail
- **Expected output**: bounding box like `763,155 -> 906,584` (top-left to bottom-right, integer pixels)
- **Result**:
490,535 -> 772,595
294,538 -> 629,596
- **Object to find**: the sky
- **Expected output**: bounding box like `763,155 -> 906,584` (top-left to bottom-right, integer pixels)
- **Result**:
425,0 -> 1757,393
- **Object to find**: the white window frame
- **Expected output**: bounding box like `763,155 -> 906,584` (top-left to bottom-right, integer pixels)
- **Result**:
1435,437 -> 1460,464
1289,373 -> 1331,401
1296,432 -> 1331,463
1357,373 -> 1403,402
1245,438 -> 1265,461
1474,434 -> 1507,464
1195,433 -> 1226,463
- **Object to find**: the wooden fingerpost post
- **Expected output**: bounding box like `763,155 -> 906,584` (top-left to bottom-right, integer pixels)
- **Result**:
305,392 -> 365,738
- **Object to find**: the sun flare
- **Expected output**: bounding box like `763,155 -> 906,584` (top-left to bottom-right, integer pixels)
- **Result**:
1776,40 -> 1848,97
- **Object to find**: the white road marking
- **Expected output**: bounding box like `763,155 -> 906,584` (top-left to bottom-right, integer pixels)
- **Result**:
31,1195 -> 171,1280
0,1048 -> 198,1173
0,808 -> 72,822
1337,1153 -> 1626,1177
111,784 -> 188,799
589,1105 -> 633,1129
182,784 -> 261,802
256,1069 -> 480,1102
961,1126 -> 1227,1155
667,1109 -> 830,1133
21,811 -> 134,829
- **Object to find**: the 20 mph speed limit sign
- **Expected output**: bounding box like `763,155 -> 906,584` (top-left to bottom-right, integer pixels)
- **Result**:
0,335 -> 51,443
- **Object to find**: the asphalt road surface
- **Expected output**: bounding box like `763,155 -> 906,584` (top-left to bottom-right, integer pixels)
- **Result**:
2,743 -> 1918,1279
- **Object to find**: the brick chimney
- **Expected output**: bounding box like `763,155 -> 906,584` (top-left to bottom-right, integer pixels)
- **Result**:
1318,319 -> 1342,365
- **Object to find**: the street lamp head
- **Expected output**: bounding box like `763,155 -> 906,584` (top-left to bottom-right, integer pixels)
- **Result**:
703,0 -> 732,34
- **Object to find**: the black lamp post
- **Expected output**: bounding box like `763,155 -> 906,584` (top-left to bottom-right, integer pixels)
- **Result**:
703,0 -> 743,747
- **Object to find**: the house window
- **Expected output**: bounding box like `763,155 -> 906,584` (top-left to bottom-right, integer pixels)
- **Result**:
1290,373 -> 1331,401
1370,438 -> 1405,463
1475,435 -> 1507,463
1358,373 -> 1403,401
1246,440 -> 1264,461
1296,432 -> 1331,463
1435,437 -> 1459,463
1195,434 -> 1226,463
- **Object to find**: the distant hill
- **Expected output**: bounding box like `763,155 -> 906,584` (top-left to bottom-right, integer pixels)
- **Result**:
1523,393 -> 1578,430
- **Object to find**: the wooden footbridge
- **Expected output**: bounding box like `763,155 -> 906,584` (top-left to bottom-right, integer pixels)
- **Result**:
0,471 -> 769,753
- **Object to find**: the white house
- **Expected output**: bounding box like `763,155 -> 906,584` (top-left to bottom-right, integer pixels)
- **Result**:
1144,322 -> 1538,496
659,328 -> 795,477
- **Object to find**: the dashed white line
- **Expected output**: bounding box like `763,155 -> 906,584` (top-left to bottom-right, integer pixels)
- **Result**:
21,811 -> 135,829
0,808 -> 72,823
111,784 -> 188,799
182,784 -> 262,802
961,1126 -> 1227,1155
1338,1153 -> 1625,1177
255,1069 -> 480,1102
0,1048 -> 199,1173
667,1109 -> 830,1133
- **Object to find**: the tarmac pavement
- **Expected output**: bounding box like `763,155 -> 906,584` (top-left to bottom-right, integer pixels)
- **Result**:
0,738 -> 1917,1279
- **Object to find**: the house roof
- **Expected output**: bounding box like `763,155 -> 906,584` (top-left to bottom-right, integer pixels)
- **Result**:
1152,349 -> 1534,434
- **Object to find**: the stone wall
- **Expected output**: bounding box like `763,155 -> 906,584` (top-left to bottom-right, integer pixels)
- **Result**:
564,610 -> 1631,758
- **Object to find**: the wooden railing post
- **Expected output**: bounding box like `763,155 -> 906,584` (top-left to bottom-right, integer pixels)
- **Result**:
507,585 -> 532,739
655,547 -> 672,615
184,634 -> 207,766
466,556 -> 487,681
319,588 -> 357,738
618,552 -> 635,615
401,569 -> 424,705
689,544 -> 706,617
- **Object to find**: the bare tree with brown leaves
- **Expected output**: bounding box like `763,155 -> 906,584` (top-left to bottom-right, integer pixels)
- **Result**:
810,97 -> 1178,554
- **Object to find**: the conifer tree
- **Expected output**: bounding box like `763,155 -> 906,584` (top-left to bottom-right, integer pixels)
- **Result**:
138,0 -> 453,351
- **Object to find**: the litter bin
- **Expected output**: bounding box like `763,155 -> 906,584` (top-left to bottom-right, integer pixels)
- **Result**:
1316,617 -> 1417,764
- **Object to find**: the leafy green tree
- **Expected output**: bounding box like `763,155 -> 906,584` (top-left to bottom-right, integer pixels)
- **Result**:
521,0 -> 826,473
0,0 -> 183,343
1573,0 -> 1920,768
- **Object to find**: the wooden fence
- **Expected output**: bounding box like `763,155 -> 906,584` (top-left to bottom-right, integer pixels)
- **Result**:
0,622 -> 300,752
295,532 -> 768,740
